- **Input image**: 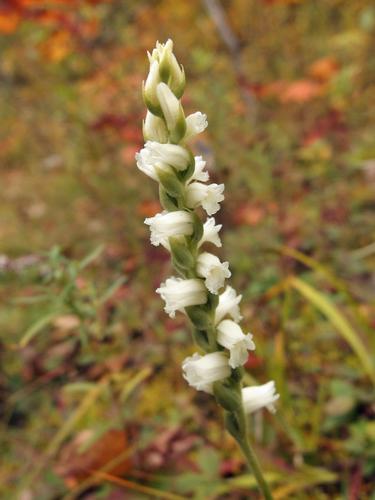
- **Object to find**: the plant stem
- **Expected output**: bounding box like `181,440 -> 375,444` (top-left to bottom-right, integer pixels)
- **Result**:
239,435 -> 274,500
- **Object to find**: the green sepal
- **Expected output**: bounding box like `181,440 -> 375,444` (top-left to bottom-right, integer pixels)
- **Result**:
207,291 -> 219,311
169,105 -> 187,144
156,167 -> 184,198
178,148 -> 195,183
225,412 -> 243,441
190,212 -> 204,245
169,236 -> 195,270
214,379 -> 242,412
159,186 -> 179,211
159,54 -> 171,83
186,305 -> 212,330
231,366 -> 245,383
192,329 -> 210,351
171,66 -> 185,99
142,83 -> 163,118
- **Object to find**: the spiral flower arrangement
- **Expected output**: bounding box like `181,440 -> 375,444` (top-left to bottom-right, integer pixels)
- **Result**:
136,39 -> 278,499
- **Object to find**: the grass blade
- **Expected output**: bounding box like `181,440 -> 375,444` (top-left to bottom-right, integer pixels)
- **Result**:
290,277 -> 375,386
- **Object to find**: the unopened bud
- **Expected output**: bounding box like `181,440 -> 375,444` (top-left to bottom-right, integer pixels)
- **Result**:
156,82 -> 186,142
143,60 -> 162,115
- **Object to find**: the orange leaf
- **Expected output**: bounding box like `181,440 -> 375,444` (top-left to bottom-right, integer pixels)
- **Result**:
55,429 -> 132,487
280,79 -> 323,103
308,57 -> 339,82
39,30 -> 73,62
0,10 -> 20,34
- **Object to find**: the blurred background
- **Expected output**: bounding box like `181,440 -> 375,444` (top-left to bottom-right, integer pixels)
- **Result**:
1,1 -> 374,498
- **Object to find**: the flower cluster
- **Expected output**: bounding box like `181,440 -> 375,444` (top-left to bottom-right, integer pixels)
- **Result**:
136,39 -> 279,419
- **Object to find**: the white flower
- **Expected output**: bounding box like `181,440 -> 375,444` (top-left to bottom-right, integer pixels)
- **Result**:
214,286 -> 242,324
198,218 -> 222,248
242,381 -> 279,414
156,277 -> 207,318
143,60 -> 161,110
191,156 -> 209,182
140,141 -> 190,171
144,211 -> 194,247
185,112 -> 208,139
185,182 -> 224,215
217,319 -> 255,368
156,82 -> 182,132
135,147 -> 174,181
196,252 -> 231,294
182,352 -> 231,393
143,111 -> 168,143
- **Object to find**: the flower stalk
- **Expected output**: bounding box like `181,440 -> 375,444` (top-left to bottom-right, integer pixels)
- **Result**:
136,39 -> 279,499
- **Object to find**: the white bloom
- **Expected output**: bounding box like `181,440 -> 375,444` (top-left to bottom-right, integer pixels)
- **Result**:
143,111 -> 168,143
182,352 -> 231,393
217,319 -> 255,368
185,112 -> 208,139
135,146 -> 174,181
144,211 -> 194,247
198,218 -> 222,248
143,60 -> 161,109
191,156 -> 209,182
156,82 -> 181,132
215,286 -> 242,324
196,252 -> 231,294
156,277 -> 207,318
242,381 -> 279,414
185,182 -> 224,215
140,141 -> 190,171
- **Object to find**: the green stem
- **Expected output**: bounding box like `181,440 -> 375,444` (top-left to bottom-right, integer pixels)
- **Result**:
238,433 -> 274,500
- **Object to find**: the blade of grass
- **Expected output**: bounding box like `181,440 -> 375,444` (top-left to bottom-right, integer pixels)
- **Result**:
19,311 -> 58,347
78,244 -> 104,270
277,246 -> 374,339
289,276 -> 375,386
92,471 -> 186,500
272,466 -> 337,499
19,368 -> 151,493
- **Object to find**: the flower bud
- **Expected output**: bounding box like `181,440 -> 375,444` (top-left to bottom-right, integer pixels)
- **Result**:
144,210 -> 194,247
242,381 -> 279,414
143,111 -> 168,143
196,252 -> 231,294
198,218 -> 222,248
185,112 -> 208,139
214,286 -> 242,325
156,277 -> 207,318
217,319 -> 255,368
149,39 -> 185,97
143,60 -> 162,115
182,352 -> 231,393
185,182 -> 224,215
156,82 -> 186,142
